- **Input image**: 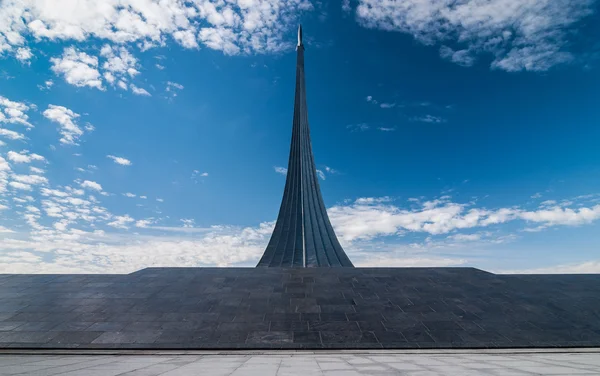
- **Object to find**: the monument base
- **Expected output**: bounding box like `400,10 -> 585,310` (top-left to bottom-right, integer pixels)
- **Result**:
0,267 -> 598,349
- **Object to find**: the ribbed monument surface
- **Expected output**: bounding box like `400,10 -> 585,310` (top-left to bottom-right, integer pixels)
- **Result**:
258,26 -> 353,268
0,268 -> 599,349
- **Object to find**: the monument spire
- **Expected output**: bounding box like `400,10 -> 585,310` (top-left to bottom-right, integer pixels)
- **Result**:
257,26 -> 353,268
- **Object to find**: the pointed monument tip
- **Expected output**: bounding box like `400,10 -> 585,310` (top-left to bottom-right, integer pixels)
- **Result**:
297,24 -> 303,47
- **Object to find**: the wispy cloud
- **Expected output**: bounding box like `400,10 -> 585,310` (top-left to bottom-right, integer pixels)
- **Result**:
324,166 -> 340,175
80,180 -> 103,192
348,123 -> 397,133
354,0 -> 595,71
42,105 -> 88,145
499,260 -> 600,274
0,95 -> 34,128
107,215 -> 135,229
411,115 -> 446,123
274,166 -> 287,175
100,45 -> 139,84
7,150 -> 45,164
130,84 -> 151,96
38,80 -> 54,91
181,219 -> 196,228
191,170 -> 209,183
107,155 -> 132,166
347,123 -> 370,132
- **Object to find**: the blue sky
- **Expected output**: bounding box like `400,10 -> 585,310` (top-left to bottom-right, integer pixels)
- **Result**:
1,0 -> 600,273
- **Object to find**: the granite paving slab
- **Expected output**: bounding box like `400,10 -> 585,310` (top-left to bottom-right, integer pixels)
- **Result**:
0,267 -> 599,349
0,351 -> 599,375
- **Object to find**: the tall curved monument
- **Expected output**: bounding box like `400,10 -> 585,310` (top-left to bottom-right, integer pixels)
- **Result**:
257,26 -> 353,268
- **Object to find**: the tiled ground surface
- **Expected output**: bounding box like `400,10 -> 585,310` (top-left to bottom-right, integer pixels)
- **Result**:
0,351 -> 599,375
0,267 -> 599,349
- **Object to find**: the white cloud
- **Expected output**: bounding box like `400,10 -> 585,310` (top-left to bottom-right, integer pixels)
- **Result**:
0,223 -> 273,273
0,0 -> 314,57
98,44 -> 153,95
359,256 -> 467,268
80,180 -> 103,192
166,81 -> 184,97
324,166 -> 339,175
439,46 -> 476,67
100,45 -> 139,78
342,0 -> 351,13
0,95 -> 33,128
191,170 -> 209,182
347,123 -> 370,132
8,181 -> 32,191
448,233 -> 482,242
156,198 -> 164,202
500,260 -> 600,274
123,192 -> 136,198
412,115 -> 446,123
38,80 -> 54,91
130,84 -> 151,96
1,188 -> 600,273
167,81 -> 184,90
172,29 -> 198,49
274,166 -> 287,175
0,128 -> 25,140
379,102 -> 396,109
354,197 -> 392,205
42,105 -> 86,145
7,150 -> 45,164
11,174 -> 48,185
354,0 -> 595,71
50,47 -> 103,90
531,192 -> 543,199
181,218 -> 195,228
520,206 -> 600,226
15,47 -> 33,63
316,169 -> 326,180
328,197 -> 600,242
107,155 -> 132,166
0,155 -> 11,194
135,219 -> 153,228
107,215 -> 135,229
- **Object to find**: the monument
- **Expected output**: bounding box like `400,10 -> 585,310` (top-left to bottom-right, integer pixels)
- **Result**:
0,27 -> 598,350
258,26 -> 353,268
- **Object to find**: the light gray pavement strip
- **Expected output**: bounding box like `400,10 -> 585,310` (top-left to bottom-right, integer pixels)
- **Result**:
0,350 -> 599,375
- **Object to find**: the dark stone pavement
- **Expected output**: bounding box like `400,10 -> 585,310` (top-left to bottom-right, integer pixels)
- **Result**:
0,267 -> 599,349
